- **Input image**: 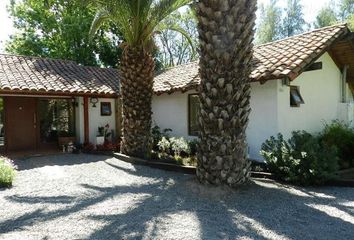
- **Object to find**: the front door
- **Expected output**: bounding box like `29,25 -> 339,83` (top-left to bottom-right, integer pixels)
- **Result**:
6,97 -> 37,151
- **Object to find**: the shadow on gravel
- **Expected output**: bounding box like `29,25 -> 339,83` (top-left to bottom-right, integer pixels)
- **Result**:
13,154 -> 108,171
1,155 -> 353,239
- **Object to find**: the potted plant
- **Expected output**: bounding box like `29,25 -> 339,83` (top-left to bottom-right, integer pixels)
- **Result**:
96,124 -> 112,145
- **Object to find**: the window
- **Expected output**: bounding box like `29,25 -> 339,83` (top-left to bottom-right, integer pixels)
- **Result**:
188,94 -> 199,136
305,62 -> 322,72
38,99 -> 76,143
290,86 -> 305,107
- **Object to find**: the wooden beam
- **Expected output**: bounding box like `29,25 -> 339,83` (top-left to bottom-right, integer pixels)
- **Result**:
83,96 -> 89,144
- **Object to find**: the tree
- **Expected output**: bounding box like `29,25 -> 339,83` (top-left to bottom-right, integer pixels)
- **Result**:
196,0 -> 257,187
6,0 -> 122,67
157,8 -> 198,68
282,0 -> 306,37
89,0 -> 191,158
315,4 -> 338,28
339,0 -> 354,21
256,0 -> 282,44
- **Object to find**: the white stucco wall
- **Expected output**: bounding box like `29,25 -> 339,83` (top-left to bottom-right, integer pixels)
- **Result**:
152,90 -> 197,139
151,52 -> 353,162
247,80 -> 279,160
151,82 -> 279,161
277,52 -> 349,140
75,97 -> 116,144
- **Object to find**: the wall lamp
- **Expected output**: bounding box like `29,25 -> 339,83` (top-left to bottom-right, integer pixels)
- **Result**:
90,97 -> 99,107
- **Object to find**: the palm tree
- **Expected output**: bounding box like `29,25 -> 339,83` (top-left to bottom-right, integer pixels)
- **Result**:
195,0 -> 257,187
89,0 -> 192,158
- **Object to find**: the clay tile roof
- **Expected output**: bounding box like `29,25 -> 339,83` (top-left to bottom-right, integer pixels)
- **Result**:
0,54 -> 120,96
154,24 -> 349,95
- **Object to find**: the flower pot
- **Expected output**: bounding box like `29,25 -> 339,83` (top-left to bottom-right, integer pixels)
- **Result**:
96,136 -> 105,145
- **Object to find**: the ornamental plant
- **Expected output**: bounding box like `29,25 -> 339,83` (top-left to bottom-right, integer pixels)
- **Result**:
261,131 -> 338,186
0,158 -> 16,188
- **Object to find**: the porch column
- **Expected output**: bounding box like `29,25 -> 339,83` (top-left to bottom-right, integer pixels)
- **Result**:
83,96 -> 89,143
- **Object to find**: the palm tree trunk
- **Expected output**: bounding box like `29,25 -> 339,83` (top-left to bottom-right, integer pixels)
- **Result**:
120,47 -> 155,158
196,0 -> 257,187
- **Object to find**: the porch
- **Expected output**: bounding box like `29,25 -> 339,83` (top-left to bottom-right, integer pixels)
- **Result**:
0,95 -> 120,155
0,53 -> 121,154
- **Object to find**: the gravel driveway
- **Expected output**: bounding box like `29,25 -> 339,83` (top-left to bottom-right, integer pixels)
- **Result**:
0,154 -> 353,240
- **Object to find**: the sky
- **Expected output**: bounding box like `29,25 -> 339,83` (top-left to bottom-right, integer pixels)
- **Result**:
0,0 -> 334,53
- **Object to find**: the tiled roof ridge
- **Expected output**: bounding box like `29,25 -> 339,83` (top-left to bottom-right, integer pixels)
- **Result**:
254,23 -> 348,48
153,23 -> 350,94
157,61 -> 198,73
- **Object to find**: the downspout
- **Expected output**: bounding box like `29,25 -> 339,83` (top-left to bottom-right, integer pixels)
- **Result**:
341,65 -> 348,103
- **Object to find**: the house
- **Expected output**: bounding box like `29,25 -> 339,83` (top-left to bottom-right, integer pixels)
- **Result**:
0,24 -> 353,160
0,54 -> 120,153
152,24 -> 354,161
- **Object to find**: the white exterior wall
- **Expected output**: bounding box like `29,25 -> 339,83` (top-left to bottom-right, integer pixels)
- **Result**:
75,97 -> 116,144
277,52 -> 352,139
247,80 -> 279,160
151,52 -> 354,162
151,83 -> 280,161
152,90 -> 197,140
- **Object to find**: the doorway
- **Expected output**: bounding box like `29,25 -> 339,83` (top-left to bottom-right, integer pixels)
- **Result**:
4,97 -> 76,153
6,97 -> 37,151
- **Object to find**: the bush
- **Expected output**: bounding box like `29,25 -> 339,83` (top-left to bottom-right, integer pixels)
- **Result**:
83,142 -> 95,152
96,142 -> 119,152
157,137 -> 171,155
151,125 -> 172,151
0,158 -> 16,188
319,120 -> 354,169
188,139 -> 199,156
170,137 -> 190,157
261,131 -> 339,186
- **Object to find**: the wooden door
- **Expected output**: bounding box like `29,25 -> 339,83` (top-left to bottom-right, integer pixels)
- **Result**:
6,97 -> 37,151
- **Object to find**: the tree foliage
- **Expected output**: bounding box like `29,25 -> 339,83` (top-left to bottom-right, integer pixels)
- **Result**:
255,0 -> 306,44
314,0 -> 354,29
6,0 -> 122,67
256,0 -> 282,44
157,8 -> 198,68
281,0 -> 306,37
315,4 -> 338,28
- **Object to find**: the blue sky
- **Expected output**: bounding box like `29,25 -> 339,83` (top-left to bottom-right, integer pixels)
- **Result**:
0,0 -> 333,53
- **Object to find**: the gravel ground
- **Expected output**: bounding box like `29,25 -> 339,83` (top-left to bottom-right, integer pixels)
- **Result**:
0,154 -> 353,240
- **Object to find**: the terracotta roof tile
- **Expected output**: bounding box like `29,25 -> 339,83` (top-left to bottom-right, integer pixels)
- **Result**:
154,24 -> 349,95
0,54 -> 120,96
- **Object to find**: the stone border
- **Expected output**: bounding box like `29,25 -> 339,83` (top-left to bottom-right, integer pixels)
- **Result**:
113,153 -> 196,174
112,153 -> 278,179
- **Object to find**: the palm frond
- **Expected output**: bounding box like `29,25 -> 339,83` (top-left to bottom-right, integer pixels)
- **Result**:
156,24 -> 196,56
89,9 -> 110,41
141,0 -> 192,46
89,0 -> 192,49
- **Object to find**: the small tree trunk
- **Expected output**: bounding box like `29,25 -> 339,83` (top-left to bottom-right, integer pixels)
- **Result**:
120,47 -> 155,158
196,0 -> 257,187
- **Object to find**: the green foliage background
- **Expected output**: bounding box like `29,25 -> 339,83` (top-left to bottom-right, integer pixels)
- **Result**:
6,0 -> 122,67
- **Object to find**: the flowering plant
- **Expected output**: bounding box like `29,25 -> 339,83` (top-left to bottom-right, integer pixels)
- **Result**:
98,124 -> 112,139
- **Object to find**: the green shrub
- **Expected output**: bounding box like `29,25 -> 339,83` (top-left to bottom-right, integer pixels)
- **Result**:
320,120 -> 354,169
188,139 -> 199,156
0,158 -> 16,188
151,125 -> 172,151
261,131 -> 339,186
157,137 -> 171,155
169,137 -> 190,157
